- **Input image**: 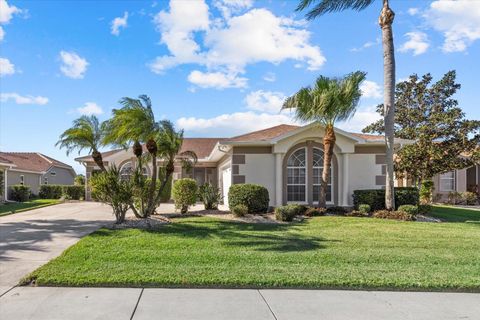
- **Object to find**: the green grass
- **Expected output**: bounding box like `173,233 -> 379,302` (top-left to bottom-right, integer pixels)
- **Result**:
25,215 -> 480,291
430,205 -> 480,222
0,199 -> 60,216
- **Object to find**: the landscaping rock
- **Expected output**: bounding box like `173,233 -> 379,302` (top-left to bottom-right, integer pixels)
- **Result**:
107,216 -> 169,230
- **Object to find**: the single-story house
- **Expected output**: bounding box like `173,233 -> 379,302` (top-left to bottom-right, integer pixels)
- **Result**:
76,123 -> 418,207
0,152 -> 76,201
433,165 -> 480,201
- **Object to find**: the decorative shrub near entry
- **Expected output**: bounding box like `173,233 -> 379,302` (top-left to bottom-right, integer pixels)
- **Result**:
275,204 -> 302,221
10,185 -> 31,202
397,204 -> 418,215
352,187 -> 419,211
358,204 -> 371,214
231,204 -> 248,217
228,184 -> 269,213
172,178 -> 198,214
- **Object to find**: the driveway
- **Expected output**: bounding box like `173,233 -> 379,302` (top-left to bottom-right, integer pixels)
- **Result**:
0,202 -> 113,294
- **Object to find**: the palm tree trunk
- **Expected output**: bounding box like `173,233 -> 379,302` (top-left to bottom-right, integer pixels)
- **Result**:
319,125 -> 336,208
91,150 -> 106,172
154,160 -> 175,205
379,0 -> 396,210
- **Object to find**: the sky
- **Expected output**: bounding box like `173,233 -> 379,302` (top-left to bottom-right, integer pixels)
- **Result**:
1,0 -> 479,174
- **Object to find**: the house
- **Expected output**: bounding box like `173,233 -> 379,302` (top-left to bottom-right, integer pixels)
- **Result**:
433,165 -> 479,201
0,152 -> 76,201
76,123 -> 414,207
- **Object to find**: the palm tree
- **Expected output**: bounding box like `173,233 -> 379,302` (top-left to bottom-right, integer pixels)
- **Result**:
283,71 -> 366,207
297,0 -> 396,209
56,115 -> 106,171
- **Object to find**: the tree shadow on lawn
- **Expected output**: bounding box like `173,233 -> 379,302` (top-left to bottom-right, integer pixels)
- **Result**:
94,217 -> 333,253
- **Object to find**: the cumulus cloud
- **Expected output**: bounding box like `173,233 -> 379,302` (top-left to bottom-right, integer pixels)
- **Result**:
59,51 -> 88,79
244,90 -> 285,113
111,12 -> 128,36
177,111 -> 297,136
187,70 -> 247,89
0,26 -> 4,41
150,0 -> 325,89
263,72 -> 276,82
360,80 -> 382,99
336,106 -> 382,133
399,31 -> 429,56
77,102 -> 103,115
0,93 -> 48,105
408,7 -> 419,16
0,0 -> 22,42
426,0 -> 480,53
213,0 -> 253,18
0,57 -> 15,76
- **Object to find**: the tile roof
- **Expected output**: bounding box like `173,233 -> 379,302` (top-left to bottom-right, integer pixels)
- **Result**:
349,133 -> 384,141
0,155 -> 13,164
181,138 -> 225,159
0,152 -> 74,173
226,124 -> 301,142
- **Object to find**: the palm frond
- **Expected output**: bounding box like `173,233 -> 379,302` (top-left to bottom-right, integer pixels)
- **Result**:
296,0 -> 376,20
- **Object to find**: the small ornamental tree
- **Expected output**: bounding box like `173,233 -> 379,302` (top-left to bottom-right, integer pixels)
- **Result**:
363,71 -> 480,186
172,178 -> 198,214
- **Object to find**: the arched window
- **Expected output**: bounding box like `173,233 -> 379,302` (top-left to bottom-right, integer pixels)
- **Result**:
312,148 -> 332,203
119,161 -> 149,180
287,148 -> 306,202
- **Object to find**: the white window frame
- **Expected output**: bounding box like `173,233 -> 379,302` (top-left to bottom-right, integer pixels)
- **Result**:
439,171 -> 455,192
119,161 -> 149,180
312,147 -> 334,205
286,147 -> 307,203
20,175 -> 25,185
44,177 -> 48,185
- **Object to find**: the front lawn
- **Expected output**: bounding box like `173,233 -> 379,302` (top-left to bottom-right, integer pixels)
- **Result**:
25,216 -> 480,291
430,205 -> 480,222
0,199 -> 60,216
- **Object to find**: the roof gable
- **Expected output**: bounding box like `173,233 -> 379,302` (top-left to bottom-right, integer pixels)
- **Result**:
0,152 -> 74,173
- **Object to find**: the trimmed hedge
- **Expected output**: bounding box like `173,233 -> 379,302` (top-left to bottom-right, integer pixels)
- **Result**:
352,187 -> 419,211
231,204 -> 248,217
397,204 -> 418,215
228,184 -> 269,213
10,185 -> 31,202
275,204 -> 304,222
172,178 -> 198,214
39,185 -> 84,200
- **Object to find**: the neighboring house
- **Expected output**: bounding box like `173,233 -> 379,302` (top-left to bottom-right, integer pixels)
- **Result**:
0,152 -> 76,201
76,123 -> 413,207
432,165 -> 479,201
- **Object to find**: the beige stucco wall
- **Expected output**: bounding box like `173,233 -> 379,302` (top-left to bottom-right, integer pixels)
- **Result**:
347,154 -> 383,206
242,154 -> 276,206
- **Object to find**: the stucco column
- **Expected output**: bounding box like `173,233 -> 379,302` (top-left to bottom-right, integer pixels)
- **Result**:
342,153 -> 349,206
275,153 -> 283,207
4,169 -> 8,201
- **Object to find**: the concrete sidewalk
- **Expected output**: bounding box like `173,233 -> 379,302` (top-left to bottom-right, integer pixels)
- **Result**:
1,287 -> 479,320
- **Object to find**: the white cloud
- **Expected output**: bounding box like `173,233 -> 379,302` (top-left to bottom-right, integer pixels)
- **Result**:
77,102 -> 103,115
59,51 -> 88,79
187,70 -> 247,89
408,8 -> 419,16
244,90 -> 285,113
150,1 -> 325,89
350,38 -> 379,52
0,26 -> 4,41
177,111 -> 297,136
263,72 -> 276,82
426,0 -> 480,52
0,0 -> 21,24
336,106 -> 382,133
213,0 -> 253,18
0,57 -> 14,76
0,93 -> 48,105
111,12 -> 128,36
360,80 -> 382,99
399,31 -> 429,56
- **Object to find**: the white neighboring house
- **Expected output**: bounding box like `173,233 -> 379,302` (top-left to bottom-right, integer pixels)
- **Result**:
76,123 -> 419,207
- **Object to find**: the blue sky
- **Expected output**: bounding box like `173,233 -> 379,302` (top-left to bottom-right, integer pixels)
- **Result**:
1,0 -> 479,174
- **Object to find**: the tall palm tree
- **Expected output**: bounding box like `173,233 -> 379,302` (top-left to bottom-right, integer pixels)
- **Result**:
103,95 -> 160,217
283,71 -> 366,207
297,0 -> 396,209
56,115 -> 106,171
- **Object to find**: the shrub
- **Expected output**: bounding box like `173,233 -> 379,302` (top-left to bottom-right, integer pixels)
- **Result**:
62,185 -> 84,200
461,191 -> 478,205
199,183 -> 222,210
231,204 -> 248,217
172,178 -> 198,214
10,185 -> 31,202
419,180 -> 434,204
372,210 -> 415,221
417,204 -> 432,215
89,167 -> 134,223
397,204 -> 418,215
447,191 -> 461,205
304,207 -> 326,217
326,206 -> 347,215
352,187 -> 419,211
358,204 -> 371,214
228,184 -> 269,213
346,210 -> 369,217
39,185 -> 63,199
274,204 -> 302,222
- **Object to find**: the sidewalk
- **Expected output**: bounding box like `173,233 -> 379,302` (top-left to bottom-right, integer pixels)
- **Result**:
1,287 -> 479,320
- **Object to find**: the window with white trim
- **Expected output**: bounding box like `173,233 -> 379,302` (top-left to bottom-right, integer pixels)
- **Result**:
119,161 -> 148,180
44,177 -> 48,185
20,175 -> 24,185
287,148 -> 306,202
312,148 -> 332,203
50,171 -> 56,176
439,171 -> 455,192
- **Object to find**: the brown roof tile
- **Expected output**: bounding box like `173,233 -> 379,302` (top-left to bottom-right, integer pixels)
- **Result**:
180,138 -> 224,159
349,133 -> 384,141
0,152 -> 74,173
226,124 -> 300,142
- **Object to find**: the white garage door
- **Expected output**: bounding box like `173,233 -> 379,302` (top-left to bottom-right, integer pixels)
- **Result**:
222,167 -> 231,206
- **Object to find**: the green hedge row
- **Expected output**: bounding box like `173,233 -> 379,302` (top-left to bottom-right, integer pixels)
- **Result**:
39,185 -> 84,200
10,185 -> 31,202
352,187 -> 419,211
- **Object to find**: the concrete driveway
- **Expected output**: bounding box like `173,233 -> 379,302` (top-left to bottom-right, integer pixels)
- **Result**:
0,201 -> 113,293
